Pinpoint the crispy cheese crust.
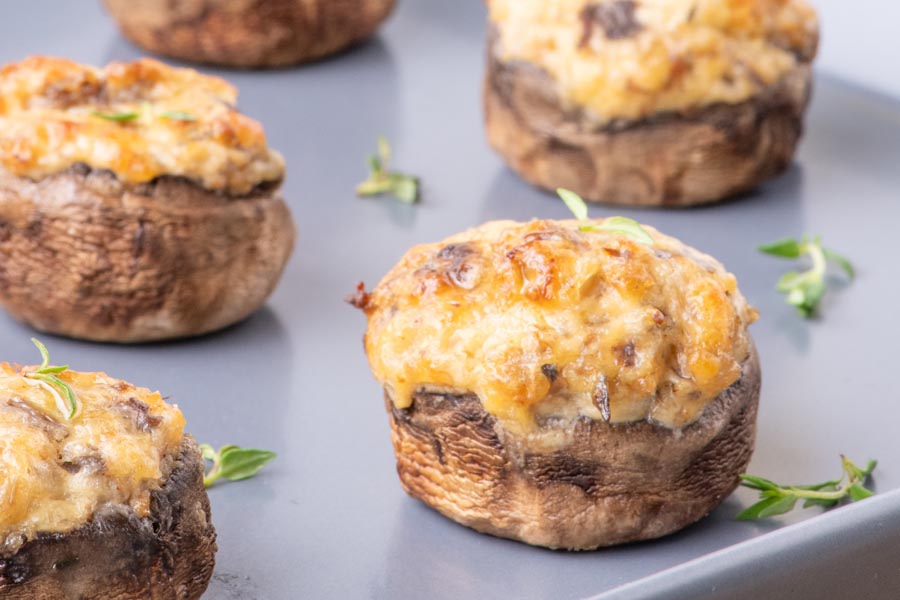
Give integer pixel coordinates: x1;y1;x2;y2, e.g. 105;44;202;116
362;219;757;431
0;364;184;547
0;56;284;195
489;0;817;123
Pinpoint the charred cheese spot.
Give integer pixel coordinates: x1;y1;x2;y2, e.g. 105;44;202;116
0;56;284;195
489;0;818;122
0;363;184;545
363;219;757;432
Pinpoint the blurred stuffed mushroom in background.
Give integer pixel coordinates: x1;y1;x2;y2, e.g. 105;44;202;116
102;0;397;68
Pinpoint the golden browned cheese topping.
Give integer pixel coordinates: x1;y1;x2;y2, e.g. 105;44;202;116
489;0;818;122
0;364;185;546
0;56;284;195
363;219;757;432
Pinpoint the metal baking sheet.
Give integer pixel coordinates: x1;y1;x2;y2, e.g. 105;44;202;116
2;2;899;599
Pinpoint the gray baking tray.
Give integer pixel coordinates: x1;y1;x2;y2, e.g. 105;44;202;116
2;2;899;599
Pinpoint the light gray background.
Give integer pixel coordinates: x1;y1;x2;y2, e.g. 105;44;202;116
0;2;898;599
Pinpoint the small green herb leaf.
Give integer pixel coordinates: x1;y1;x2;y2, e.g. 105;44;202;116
738;455;877;520
556;189;654;245
848;484;874;501
759;235;854;318
557;188;589;221
758;238;802;258
24;339;77;419
356;136;420;204
202;444;276;488
160;110;197;122
92;110;140;122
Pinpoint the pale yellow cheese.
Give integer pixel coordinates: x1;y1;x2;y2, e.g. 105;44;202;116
0;56;284;195
489;0;818;122
362;219;757;432
0;363;184;545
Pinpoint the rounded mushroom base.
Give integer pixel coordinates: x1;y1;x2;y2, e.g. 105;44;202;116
103;0;396;68
386;351;760;550
0;166;296;342
484;52;812;207
0;435;216;599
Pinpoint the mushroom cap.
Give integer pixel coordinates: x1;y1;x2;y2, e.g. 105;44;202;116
103;0;397;68
0;435;216;598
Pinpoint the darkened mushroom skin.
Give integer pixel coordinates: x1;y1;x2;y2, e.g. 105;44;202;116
387;345;760;550
0;435;216;599
103;0;396;69
0;164;295;342
484;35;813;207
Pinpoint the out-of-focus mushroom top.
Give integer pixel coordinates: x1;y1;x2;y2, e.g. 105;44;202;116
489;0;818;123
0;56;284;195
359;219;757;432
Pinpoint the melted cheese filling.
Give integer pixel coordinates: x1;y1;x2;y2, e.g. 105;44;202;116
0;364;184;547
363;219;757;432
490;0;817;122
0;56;284;195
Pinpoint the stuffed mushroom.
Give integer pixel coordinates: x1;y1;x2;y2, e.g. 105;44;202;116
0;56;295;342
0;348;215;598
103;0;396;68
352;217;760;549
484;0;818;206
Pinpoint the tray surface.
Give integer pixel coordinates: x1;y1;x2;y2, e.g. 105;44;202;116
1;2;899;599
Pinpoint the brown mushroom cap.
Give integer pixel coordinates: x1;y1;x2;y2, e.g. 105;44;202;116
484;35;813;207
103;0;397;69
387;344;760;550
0;435;216;599
0;164;296;342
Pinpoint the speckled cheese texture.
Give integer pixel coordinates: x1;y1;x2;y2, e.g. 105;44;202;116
0;364;184;546
362;219;757;432
0;56;284;195
489;0;818;122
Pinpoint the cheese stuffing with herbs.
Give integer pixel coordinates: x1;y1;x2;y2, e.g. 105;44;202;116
0;363;184;548
489;0;818;123
361;219;757;431
0;56;284;195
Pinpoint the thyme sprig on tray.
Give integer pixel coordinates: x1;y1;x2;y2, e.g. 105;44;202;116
758;235;854;318
356;136;420;204
23;338;78;419
557;189;654;244
738;455;876;520
201;444;277;488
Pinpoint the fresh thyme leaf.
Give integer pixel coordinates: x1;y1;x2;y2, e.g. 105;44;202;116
758;238;802;258
738;455;877;520
24;338;77;419
356;136;420;204
823;248;855;279
759;234;854;318
91;110;140;122
202;444;276;488
556;189;654;244
557;188;589;221
160;110;197;121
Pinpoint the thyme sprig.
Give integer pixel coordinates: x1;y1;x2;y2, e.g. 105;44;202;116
24;338;77;419
557;189;654;245
356;136;420;204
201;444;276;488
91;110;140;122
759;235;854;318
738;455;876;520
